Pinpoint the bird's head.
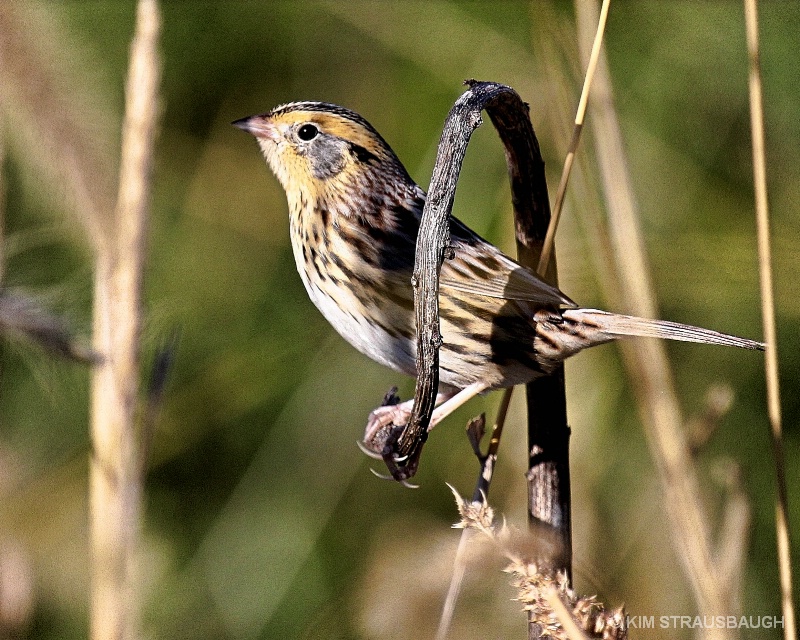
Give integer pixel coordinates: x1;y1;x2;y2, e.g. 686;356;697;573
233;102;414;206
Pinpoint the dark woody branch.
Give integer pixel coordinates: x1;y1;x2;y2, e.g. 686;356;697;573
381;82;572;593
382;81;516;479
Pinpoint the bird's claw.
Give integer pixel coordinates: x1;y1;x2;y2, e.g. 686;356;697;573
358;438;419;466
378;423;424;482
368;467;419;489
356;439;384;460
358;416;424;483
368;467;394;480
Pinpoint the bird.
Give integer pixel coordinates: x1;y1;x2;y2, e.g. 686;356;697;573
233;101;763;454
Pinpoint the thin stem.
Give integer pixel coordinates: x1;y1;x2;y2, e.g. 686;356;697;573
742;1;795;637
537;0;611;276
89;1;160;639
435;388;512;640
473;387;513;501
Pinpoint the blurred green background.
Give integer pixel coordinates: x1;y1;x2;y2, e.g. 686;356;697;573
1;1;798;638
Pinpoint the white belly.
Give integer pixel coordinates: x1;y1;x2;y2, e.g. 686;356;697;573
291;235;418;378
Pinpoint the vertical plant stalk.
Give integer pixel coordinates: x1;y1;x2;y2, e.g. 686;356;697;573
485;88;573;638
401;83;577;637
519;9;614;627
742;1;796;638
89;1;160;639
430;80;580;640
435;389;513;640
521;3;613;615
537;0;611;275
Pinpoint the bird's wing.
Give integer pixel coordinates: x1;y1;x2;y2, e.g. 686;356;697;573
441;218;576;308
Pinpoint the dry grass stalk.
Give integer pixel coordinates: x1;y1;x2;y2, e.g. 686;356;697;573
537;0;611;276
543;589;592;640
574;2;751;638
742;1;796;637
713;460;750;612
435;526;475;640
435;389;513;640
89;1;160;639
449;487;627;640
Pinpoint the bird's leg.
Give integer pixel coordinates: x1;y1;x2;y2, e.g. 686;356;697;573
430;381;489;426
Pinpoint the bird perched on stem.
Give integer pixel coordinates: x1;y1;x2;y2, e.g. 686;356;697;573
234;102;763;450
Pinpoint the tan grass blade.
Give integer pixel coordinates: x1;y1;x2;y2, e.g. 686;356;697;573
435;388;512;640
742;1;796;638
544;588;592;640
537;0;611;276
89;1;161;639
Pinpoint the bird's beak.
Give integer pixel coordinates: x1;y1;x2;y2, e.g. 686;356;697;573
231;114;278;141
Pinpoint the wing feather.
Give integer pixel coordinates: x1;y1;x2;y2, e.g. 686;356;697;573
442;218;575;308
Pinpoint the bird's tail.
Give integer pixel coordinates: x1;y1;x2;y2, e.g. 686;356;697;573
563;308;765;351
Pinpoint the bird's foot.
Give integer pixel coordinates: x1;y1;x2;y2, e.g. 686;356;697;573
362;400;414;454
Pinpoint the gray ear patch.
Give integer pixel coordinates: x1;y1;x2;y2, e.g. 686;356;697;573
308;135;348;179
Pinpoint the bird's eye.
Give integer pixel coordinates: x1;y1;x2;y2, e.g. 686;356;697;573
297;124;319;141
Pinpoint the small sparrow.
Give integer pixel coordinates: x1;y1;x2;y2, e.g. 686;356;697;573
234;102;763;454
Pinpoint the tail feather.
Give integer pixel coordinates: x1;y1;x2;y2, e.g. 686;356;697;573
562;309;765;351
